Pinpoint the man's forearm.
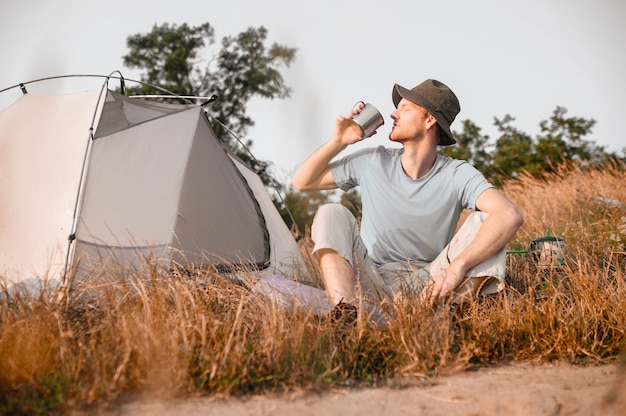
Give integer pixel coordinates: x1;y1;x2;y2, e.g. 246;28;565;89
291;139;346;191
452;207;523;275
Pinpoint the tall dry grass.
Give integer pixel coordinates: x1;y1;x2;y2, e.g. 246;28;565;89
1;162;626;414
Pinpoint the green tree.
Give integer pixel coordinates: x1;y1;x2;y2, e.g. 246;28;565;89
440;107;607;186
123;22;296;176
441;119;492;173
490;114;541;183
490;108;603;182
123;23;213;96
536;106;601;168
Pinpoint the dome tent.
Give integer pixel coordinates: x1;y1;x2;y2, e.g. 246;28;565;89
0;74;310;293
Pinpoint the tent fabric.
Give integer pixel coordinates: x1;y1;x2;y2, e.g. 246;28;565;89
73;92;271;275
0;85;310;290
229;156;312;280
94;90;191;138
0;91;105;283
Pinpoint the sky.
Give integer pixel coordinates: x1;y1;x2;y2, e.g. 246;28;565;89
1;0;625;186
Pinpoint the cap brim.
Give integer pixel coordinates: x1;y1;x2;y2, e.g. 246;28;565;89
392;84;406;108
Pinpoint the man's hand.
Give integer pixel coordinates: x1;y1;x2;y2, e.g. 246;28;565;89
332;102;367;147
419;261;467;307
292;103;367;192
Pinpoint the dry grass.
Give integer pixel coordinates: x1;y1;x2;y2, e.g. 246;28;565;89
1;162;626;414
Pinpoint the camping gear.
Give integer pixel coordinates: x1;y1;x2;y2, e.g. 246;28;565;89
0;75;311;293
506;232;567;269
529;232;566;269
351;102;384;138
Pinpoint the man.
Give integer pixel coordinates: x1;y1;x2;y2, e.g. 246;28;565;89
291;79;523;318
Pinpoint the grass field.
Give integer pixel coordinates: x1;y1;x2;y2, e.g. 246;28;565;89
1;162;625;414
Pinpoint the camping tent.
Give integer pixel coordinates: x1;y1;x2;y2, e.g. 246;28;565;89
0;76;311;292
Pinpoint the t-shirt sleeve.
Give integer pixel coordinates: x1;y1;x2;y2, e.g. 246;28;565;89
454;162;494;210
329;147;380;192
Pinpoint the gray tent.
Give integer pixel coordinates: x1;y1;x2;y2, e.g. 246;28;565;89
0;76;310;291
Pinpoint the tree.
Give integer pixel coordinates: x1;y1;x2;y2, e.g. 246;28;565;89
123;22;296;177
123;23;214;97
491;114;538;179
490;108;606;182
536;106;601;168
440;107;609;186
441;119;492;173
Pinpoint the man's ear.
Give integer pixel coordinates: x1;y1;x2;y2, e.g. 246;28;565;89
425;113;438;129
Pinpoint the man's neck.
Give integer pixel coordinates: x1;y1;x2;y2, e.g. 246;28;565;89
400;140;438;180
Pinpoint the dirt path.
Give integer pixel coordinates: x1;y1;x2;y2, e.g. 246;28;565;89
116;361;624;416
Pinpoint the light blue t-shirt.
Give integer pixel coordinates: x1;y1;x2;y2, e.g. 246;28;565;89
330;146;493;266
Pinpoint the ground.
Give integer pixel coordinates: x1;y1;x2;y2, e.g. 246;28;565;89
108;360;624;416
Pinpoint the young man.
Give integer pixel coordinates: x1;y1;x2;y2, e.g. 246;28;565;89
292;79;523;315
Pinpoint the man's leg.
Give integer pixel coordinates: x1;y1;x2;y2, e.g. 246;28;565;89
317;248;357;305
311;204;386;306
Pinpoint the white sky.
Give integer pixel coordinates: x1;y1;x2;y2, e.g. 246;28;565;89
1;0;625;185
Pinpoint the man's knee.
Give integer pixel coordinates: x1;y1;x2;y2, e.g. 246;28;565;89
311;203;357;241
313;203;355;226
311;203;362;269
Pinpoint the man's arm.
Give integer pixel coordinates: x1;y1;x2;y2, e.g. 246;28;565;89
291;106;366;191
421;187;524;305
291;138;344;191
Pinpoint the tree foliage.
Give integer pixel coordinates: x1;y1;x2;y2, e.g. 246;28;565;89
491;114;539;178
123;23;213;96
440;106;613;186
536;106;601;165
122;22;296;177
439;119;491;173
